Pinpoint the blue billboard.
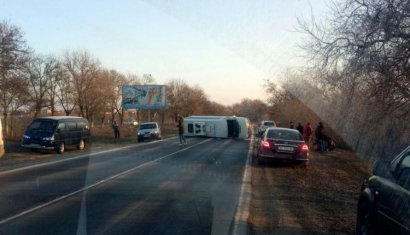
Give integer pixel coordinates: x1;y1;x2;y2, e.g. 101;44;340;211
122;85;167;110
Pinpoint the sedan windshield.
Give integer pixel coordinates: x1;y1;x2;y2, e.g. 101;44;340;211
264;122;275;126
139;124;157;130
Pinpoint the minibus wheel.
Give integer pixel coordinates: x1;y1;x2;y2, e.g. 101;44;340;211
77;139;85;150
57;142;65;154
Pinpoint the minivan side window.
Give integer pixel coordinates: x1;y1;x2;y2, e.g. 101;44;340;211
77;121;89;131
78;122;84;131
57;123;65;132
66;122;77;131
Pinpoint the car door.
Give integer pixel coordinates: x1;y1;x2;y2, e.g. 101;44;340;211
394;154;410;233
375;152;410;234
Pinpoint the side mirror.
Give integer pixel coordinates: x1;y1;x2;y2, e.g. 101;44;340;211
372;160;391;177
56;128;61;133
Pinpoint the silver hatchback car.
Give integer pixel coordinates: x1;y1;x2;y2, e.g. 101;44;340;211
137;122;161;142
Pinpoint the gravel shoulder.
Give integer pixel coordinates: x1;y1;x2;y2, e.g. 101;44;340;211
249;148;371;234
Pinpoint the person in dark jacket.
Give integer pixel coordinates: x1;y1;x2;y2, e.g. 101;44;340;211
315;122;325;153
289;121;295;129
112;121;120;139
296;123;304;135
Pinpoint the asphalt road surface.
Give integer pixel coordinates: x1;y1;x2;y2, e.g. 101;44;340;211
0;137;250;235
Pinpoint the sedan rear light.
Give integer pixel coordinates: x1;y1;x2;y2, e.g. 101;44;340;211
261;140;270;149
300;144;309;152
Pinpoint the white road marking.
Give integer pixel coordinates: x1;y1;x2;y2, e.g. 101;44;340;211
0;137;177;175
0;138;211;225
231;135;253;234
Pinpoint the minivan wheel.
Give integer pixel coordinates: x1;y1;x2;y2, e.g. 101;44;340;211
57;142;65;154
77;139;85;150
356;201;375;235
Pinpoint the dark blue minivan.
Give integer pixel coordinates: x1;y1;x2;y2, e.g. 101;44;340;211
21;116;90;153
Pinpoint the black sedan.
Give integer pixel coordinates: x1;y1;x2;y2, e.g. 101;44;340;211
255;127;309;166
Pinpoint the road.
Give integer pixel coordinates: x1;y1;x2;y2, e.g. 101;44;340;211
0;137;251;235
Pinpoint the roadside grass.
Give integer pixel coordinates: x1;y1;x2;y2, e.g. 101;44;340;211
249;149;371;234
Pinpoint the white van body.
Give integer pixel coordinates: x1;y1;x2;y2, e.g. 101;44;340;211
183;116;250;139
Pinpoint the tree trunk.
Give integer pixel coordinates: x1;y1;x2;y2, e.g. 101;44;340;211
3;112;8;137
0;117;4;158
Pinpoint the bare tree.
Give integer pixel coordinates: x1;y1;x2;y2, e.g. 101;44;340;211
22;55;60;117
295;0;410;157
231;98;270;123
44;56;62;116
107;70;127;124
63;50;100;119
0;21;30;135
55;65;76;116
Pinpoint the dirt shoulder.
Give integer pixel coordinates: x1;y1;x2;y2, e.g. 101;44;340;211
248;149;371;234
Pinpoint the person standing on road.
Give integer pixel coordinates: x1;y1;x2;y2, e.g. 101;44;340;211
296;122;304;135
303;122;313;148
177;115;187;145
289;121;295;129
315;122;325;153
112;120;120;139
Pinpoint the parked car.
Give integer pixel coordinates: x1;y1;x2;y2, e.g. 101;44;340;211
255;127;309;166
137;122;161;142
257;120;276;136
21;116;90;154
356;145;410;235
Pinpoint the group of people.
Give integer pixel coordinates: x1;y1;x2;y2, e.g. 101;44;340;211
291;121;334;153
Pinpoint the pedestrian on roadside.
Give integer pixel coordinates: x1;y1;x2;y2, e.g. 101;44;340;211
112;120;120;139
296;122;304;135
315;122;325;153
289;121;295;129
303;122;313;148
177;115;187;145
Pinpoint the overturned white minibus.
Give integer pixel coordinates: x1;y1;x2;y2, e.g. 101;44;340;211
183;116;251;139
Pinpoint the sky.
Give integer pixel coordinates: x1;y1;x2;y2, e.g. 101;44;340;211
0;0;328;105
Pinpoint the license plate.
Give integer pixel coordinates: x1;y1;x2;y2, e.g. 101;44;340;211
278;146;293;151
144;134;151;137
